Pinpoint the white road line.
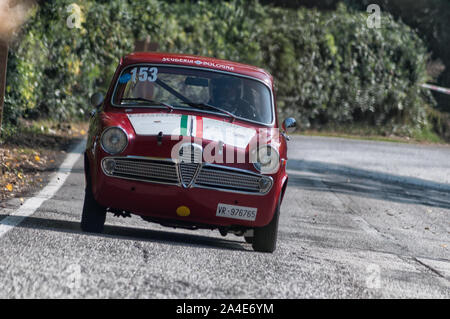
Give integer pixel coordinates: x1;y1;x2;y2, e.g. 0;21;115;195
0;140;85;238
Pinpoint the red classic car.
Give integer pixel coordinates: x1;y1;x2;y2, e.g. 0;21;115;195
82;52;296;252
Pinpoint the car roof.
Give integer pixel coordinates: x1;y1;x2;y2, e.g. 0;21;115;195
121;52;273;85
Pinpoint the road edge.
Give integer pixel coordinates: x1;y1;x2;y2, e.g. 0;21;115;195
0;139;85;238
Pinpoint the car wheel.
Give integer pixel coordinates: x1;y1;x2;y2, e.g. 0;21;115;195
80;172;106;233
244;236;253;244
252;195;281;253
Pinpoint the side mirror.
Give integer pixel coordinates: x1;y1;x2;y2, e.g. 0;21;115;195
90;92;104;108
282;117;297;134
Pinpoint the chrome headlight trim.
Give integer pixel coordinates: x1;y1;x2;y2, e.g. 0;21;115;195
100;126;129;155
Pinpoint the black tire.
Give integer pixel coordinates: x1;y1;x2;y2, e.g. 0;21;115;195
80;172;106;233
244;236;253;244
252;196;281;253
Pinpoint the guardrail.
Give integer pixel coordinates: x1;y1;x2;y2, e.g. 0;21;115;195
421;83;450;95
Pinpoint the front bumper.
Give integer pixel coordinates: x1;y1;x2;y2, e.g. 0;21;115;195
91;158;282;228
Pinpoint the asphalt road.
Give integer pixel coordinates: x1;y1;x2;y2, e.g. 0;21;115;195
0;136;449;298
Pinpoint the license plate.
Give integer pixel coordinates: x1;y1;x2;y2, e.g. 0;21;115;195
216;203;257;221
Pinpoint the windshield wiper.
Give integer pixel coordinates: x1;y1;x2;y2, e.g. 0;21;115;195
181;102;236;122
121;98;173;112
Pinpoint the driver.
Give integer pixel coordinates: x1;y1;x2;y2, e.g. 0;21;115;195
209;77;256;120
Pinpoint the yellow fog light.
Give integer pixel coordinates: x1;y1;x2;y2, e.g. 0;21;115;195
176;206;190;217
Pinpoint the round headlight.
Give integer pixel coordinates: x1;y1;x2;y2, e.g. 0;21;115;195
101;127;128;155
253;145;280;174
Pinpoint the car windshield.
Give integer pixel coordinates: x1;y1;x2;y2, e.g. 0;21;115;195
112;65;273;124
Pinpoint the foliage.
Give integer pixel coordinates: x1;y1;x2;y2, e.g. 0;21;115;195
3;0;435;137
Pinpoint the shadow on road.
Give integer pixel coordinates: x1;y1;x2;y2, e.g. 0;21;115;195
287;159;450;210
0;214;249;252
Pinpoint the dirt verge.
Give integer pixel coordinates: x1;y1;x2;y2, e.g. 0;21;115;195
0;121;88;205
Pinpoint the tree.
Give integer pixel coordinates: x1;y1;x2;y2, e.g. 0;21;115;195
0;0;35;132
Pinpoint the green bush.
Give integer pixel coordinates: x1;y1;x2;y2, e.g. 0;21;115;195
3;0;435;137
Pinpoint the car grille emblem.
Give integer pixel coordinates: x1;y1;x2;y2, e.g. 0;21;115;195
178;143;202;187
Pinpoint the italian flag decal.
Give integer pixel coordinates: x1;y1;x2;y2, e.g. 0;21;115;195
196;116;203;138
128;113;255;148
179;114;204;138
180;114;188;136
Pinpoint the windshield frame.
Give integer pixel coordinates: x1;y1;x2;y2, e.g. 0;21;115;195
110;63;275;127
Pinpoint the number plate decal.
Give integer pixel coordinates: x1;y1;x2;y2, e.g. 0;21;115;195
216;204;257;221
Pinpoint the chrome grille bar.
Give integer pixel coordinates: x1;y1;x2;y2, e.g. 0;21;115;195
179;162;200;187
103;157;179;185
195;165;272;194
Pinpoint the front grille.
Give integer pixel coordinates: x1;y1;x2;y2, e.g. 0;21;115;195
195;165;272;194
178;143;202;164
179;162;200;187
106;157;178;184
102;157;272;194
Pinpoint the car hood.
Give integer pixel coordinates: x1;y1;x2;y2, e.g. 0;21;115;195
127;112;262;149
